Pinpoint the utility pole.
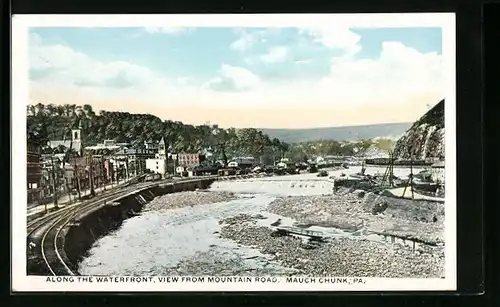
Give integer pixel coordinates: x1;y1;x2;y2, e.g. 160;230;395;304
125;157;129;180
72;159;81;200
88;153;96;197
102;156;106;192
65;177;71;204
50;154;59;208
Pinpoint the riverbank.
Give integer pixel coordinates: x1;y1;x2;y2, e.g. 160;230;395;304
75;177;445;277
143;190;238;212
266;189;445;244
218;214;445;278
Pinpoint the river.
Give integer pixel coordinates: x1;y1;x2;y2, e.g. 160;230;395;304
78;166;426;276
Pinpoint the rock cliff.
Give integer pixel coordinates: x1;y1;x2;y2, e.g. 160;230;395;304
393;99;445;160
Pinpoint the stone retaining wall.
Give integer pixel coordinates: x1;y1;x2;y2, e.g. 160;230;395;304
61;178;216;274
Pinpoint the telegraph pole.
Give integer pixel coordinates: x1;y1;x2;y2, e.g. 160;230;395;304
125;157;129;180
66;177;71;204
89;153;96;197
102;156;106;192
49;155;59;208
72;158;81;200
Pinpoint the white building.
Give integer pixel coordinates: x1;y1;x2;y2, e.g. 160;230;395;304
85;139;130;152
227;161;238;168
146;158;167;177
144;137;172;177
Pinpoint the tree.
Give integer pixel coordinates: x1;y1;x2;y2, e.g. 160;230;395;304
279;142;290;158
53;144;68;154
83;104;94;117
26;103;291;166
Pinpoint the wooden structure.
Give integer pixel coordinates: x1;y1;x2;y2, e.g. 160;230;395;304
275;226;325;241
401;155;415;200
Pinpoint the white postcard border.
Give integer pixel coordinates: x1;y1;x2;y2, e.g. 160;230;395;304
11;13;457;292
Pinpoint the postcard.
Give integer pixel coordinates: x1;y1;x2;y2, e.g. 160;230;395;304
12;13;456;292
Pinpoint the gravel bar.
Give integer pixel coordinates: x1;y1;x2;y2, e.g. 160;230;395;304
219;214;445;278
267;189;445;244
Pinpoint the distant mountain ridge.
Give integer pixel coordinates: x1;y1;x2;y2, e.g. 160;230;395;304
258;122;413;143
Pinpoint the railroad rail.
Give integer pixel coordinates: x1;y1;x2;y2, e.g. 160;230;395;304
27;180;161;276
27;175;219;276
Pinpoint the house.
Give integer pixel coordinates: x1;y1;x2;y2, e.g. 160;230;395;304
84;155;108;189
39;154;67;195
27;141;43;204
113;148;156;176
69;157;89;191
146;158;167;177
144;140;159;151
177;153;203;168
226;157;255;169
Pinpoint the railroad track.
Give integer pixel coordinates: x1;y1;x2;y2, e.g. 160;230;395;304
27;175;220;276
27;179;164;276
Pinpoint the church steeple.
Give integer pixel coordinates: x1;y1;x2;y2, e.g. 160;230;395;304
158;137;166;154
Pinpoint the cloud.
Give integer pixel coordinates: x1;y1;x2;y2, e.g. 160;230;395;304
229;29;274;52
260;46;289;63
28;32;197;104
299;24;361;55
28;31;444;127
294;59;313;64
229;31;260;52
143;27;192;35
314;41;443;103
205;64;261;91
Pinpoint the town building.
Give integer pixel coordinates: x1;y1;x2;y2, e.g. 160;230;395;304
226;156;254;169
146;158;167;177
85;139;130;152
84;155;108;190
145;137;170;178
144;140;160;151
48;128;82;155
177;153;202;168
156;137;168;160
39;155;67;196
27;141;43;204
104;159;115;182
113;148;156;176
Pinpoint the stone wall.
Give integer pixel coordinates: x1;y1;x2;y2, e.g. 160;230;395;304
61;178;216;274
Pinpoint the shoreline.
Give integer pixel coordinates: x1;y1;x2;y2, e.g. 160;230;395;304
77;185;445;277
266;189;444;245
218;214;444;278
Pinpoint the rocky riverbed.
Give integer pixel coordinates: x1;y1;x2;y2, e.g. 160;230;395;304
143;190;237;211
218;214;445;278
267;189;445;244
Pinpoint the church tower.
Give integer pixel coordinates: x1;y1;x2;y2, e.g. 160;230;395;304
158;137;167;159
71;129;81;142
71;120;83;156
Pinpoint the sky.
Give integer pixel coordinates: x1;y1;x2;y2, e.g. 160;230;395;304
28;26;444;129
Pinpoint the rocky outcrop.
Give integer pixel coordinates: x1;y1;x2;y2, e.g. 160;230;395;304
393;99;445;160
